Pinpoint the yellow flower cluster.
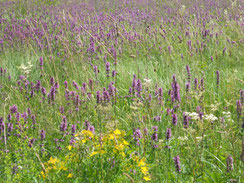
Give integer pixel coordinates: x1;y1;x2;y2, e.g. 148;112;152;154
86;129;129;158
75;130;94;144
41;157;71;179
131;154;151;181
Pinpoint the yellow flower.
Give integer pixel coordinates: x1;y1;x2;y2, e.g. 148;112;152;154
132;155;139;162
109;134;114;140
120;152;126;157
99;150;106;154
138;158;146;167
115;143;124;151
82;130;94;138
60;162;67;171
67;173;73;178
48;157;58;164
90;151;99;157
123;140;129;146
141;166;149;175
82;139;86;143
67;145;72;151
114;129;121;135
143;176;151;181
41;171;46;179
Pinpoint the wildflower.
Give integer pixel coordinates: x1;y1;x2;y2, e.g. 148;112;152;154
81;130;94;138
106;62;110;77
41;171;46;179
203;114;218;121
10;105;18;114
172;113;178;125
48;157;59;164
216;70;220;88
67;173;73;178
138;157;146;167
236;100;242;118
166;128;172;140
173;155;181;173
183;112;189;128
67;145;72;151
143;176;151;181
40;57;43;68
143;78;151;87
171;75;181;102
141;166;149;175
186;65;191;83
40;130;46;141
60;116;68;132
226;155;233;172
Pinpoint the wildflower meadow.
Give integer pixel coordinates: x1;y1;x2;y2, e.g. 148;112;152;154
0;0;243;182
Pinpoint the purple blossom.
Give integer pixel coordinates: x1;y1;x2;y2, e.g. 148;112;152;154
40;57;43;68
28;138;36;148
40;130;46;141
186;65;191;83
153;116;161;122
166;128;171;140
105;62;110;77
171;75;181;102
133;128;142;146
183;112;189;128
10;105;18;114
7;113;12;121
144;128;148;136
226;155;233;172
71;124;76;134
172;113;178;125
64;81;68;89
60;116;68;132
216;70;220;88
173;155;181;173
236;100;242;118
7;123;13;132
96;91;101;104
89;79;93;90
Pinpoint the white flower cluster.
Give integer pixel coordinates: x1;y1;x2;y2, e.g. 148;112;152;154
184;112;218;121
222;111;231;118
143;78;151;87
184;112;199;120
222;111;234;122
18;61;33;75
203;114;218;121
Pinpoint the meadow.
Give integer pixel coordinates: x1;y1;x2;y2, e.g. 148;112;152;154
0;0;243;182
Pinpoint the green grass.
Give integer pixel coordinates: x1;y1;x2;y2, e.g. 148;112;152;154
0;0;243;182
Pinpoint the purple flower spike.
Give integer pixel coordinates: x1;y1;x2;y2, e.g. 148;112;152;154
40;130;46;141
40;57;43;68
71;124;76;133
166;128;172;140
216;70;220;88
172;113;178;125
88;126;95;133
173;155;181;173
226;155;233;172
186;65;191;83
236;100;242;118
60;116;68;132
10;105;18;114
106;62;110;77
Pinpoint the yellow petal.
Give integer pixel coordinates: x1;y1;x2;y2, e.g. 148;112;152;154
143;176;151;181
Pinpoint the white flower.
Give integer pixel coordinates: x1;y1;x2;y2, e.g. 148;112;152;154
204;114;218;121
184;112;199;120
143;78;151;87
178;136;188;141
